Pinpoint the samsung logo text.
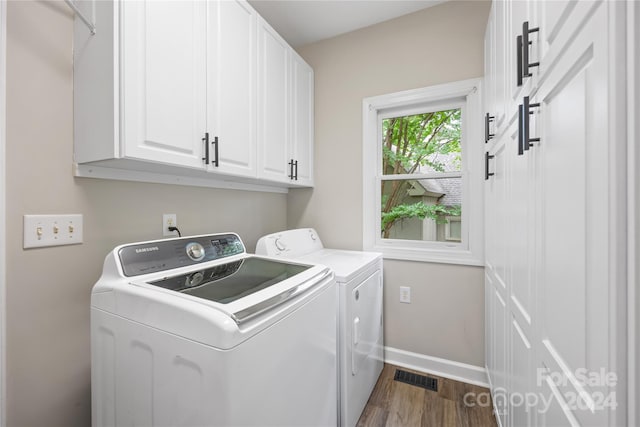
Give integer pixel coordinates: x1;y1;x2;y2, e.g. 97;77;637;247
135;246;159;254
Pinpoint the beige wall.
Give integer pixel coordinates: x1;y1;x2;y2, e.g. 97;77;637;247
6;2;286;426
290;1;490;366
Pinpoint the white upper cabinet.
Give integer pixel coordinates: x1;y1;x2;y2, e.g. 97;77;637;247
290;51;314;186
121;0;207;169
506;0;537;109
257;18;315;186
257;18;291;183
73;0;314;189
491;0;507;129
483;15;495;145
207;0;257;177
483;1;507;146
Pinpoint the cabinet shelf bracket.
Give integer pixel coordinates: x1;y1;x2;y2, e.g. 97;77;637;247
64;0;96;35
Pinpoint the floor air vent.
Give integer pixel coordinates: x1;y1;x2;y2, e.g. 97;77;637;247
394;369;438;392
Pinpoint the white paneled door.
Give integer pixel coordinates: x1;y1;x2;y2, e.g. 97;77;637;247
506;115;536;427
535;3;615;425
485;1;627;425
485;127;509;427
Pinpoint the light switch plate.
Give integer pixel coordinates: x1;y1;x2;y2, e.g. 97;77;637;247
23;214;83;248
400;286;411;304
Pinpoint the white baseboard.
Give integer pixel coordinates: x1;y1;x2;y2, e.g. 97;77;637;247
384;346;489;388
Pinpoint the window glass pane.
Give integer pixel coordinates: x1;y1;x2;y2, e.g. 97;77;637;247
381;177;462;242
446;218;462;241
381;109;462;175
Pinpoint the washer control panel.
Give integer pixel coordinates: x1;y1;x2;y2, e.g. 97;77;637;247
118;233;245;277
255;228;324;258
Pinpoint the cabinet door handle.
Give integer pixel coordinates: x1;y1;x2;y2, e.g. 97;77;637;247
202;132;210;164
517;35;524;87
485;151;495;180
522;96;540;151
518;104;524;155
522;21;540;78
485;113;495;143
288;159;294;179
211;136;219;167
294;160;298;180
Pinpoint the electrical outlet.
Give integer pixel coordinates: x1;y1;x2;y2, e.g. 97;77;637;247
400;286;411;304
23;214;83;248
163;214;177;237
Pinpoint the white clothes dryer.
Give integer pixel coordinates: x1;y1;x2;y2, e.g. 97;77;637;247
91;233;338;427
256;228;383;427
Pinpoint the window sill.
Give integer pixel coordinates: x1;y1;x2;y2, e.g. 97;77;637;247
372;245;484;266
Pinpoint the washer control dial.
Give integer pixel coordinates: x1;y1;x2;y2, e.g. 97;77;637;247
186;242;205;261
275;238;286;251
186;271;204;287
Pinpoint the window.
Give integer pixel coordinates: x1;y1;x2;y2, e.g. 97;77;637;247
380;108;462;243
362;79;484;265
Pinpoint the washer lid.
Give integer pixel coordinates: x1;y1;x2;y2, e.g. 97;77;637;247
149;257;310;304
145;256;328;324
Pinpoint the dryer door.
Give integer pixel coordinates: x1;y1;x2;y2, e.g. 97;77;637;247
351;269;383;375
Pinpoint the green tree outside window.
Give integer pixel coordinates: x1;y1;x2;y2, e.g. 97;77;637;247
381;109;462;240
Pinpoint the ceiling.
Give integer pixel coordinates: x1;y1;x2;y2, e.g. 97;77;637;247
247;0;446;48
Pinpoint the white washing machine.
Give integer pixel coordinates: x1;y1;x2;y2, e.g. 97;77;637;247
91;233;338;427
256;228;383;427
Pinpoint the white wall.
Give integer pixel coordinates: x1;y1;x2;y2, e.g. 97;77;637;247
5;2;287;425
290;0;491;368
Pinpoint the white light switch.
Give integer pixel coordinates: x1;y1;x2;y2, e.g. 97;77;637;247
23;214;83;248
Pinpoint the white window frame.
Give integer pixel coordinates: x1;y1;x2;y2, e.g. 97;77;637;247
445;216;462;242
362;79;484;266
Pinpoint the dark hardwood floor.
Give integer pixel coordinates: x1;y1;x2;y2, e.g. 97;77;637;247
357;364;498;427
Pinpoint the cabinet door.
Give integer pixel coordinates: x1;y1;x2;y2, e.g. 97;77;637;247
257;18;290;183
536;1;603;90
484;11;495;130
290;52;314;186
207;0;257;177
485;134;509;427
485;0;509;142
485;269;493;377
534;3;616;425
492;0;507;129
121;0;207;169
485;136;508;294
506;109;537;427
492;277;509;427
506;0;535;114
508;115;536;333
